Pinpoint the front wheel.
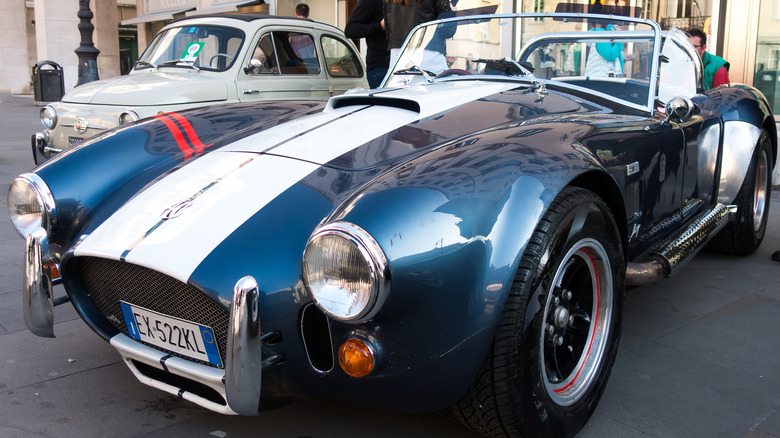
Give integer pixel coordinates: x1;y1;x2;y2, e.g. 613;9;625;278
454;187;625;438
708;130;773;255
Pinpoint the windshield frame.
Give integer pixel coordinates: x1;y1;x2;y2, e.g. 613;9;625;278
383;13;663;113
135;24;246;73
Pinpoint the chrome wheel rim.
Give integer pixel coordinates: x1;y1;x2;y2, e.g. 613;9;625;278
540;238;613;406
752;147;769;232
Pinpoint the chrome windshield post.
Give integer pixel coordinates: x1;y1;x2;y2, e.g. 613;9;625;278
225;276;262;415
24;228;55;337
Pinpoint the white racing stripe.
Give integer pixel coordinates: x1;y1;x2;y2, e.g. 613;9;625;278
74;81;518;282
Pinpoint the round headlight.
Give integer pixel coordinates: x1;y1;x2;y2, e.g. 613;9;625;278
119;111;139;125
302;223;389;322
8;174;56;238
40;105;57;129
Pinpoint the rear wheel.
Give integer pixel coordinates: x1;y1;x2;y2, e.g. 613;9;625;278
708;130;773;255
454;187;625;438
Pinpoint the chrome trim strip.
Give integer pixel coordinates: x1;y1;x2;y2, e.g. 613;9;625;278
225;276;262;415
61;122;110;130
110;333;236;414
24;228;55;337
719;121;760;204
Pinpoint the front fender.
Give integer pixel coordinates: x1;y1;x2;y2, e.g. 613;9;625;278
318;142;597;408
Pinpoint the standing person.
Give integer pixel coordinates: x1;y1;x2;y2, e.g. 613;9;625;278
687;27;730;90
345;0;391;88
295;3;310;18
384;0;452;62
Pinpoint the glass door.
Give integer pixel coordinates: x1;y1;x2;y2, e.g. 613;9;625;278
754;0;780;118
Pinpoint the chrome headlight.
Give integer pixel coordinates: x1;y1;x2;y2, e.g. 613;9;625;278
119;111;139;125
302;222;389;322
8;174;56;238
40;105;57;129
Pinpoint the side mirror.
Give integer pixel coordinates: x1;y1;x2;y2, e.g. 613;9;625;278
663;96;695;124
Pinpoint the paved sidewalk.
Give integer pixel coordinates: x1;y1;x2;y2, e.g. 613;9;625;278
1;92;779;438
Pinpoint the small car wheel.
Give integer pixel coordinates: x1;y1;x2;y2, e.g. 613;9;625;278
454;187;624;438
708;130;773;255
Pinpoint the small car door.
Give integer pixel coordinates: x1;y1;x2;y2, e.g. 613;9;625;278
236;28;331;101
319;34;367;95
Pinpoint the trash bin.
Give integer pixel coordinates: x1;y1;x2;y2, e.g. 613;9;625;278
32;60;65;105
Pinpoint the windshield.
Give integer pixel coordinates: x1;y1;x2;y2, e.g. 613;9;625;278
385;14;660;109
136;25;245;72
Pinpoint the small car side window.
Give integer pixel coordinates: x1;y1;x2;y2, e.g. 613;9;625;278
248;33;279;75
321;35;364;78
274;31;320;75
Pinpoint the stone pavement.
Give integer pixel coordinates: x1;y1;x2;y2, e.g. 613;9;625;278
1;92;779;438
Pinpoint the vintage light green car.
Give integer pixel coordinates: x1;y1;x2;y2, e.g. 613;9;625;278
32;13;368;164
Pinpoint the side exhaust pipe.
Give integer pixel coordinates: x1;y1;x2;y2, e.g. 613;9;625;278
626;204;736;287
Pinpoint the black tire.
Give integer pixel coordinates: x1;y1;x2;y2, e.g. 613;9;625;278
708;130;773;255
454;187;625;438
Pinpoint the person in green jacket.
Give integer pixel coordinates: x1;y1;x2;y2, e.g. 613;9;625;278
687;27;730;90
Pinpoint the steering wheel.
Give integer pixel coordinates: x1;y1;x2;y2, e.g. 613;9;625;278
209;53;234;67
436;68;473;79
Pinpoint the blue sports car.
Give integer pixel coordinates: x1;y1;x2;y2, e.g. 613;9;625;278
8;6;775;438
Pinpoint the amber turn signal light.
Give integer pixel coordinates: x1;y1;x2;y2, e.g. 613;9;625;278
338;338;374;378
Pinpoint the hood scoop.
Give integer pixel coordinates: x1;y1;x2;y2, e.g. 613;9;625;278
328;95;421;113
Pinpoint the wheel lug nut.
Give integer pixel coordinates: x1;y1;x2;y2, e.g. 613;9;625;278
553;335;563;346
545;323;554;335
552;296;560;306
565;290;573;301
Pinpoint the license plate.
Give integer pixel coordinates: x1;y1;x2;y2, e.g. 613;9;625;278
120;301;223;368
68;136;84;146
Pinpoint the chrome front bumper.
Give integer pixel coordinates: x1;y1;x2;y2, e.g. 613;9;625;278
23;228;56;337
24;229;265;415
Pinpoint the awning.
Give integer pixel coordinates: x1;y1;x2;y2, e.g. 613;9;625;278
185;0;261;16
121;7;195;25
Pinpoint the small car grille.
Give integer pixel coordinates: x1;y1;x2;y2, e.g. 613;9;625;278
75;256;228;368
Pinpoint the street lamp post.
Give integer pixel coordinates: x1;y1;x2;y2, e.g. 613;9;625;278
75;0;100;86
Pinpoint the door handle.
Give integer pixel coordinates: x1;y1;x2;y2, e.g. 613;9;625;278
242;89;260;94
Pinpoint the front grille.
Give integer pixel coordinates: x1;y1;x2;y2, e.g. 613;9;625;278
75;256;228;368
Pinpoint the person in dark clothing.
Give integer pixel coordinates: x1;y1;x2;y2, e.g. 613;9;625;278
345;0;390;88
384;0;452;53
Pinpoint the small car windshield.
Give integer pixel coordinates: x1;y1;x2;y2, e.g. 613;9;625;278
136;25;245;72
385;14;660;109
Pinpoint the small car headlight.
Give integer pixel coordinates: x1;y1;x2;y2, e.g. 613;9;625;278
119;111;139;125
7;174;56;238
40;105;57;129
303;222;389;322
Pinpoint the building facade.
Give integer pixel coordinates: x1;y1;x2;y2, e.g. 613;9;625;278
1;0;779;121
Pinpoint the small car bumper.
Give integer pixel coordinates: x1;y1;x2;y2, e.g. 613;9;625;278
23;229;265;415
31;132;61;165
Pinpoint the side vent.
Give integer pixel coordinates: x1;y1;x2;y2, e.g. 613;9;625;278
330;96;421;113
